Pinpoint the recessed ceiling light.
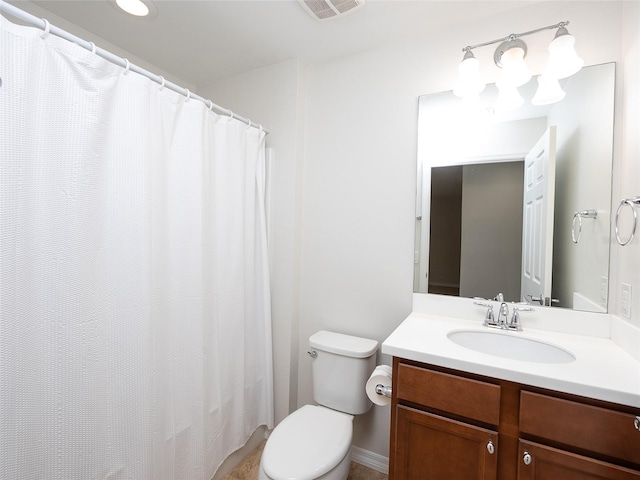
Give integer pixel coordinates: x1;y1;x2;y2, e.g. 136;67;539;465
114;0;156;18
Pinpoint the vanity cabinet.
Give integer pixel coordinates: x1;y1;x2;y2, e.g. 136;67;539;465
389;358;640;480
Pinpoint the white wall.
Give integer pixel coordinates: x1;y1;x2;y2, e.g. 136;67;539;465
201;0;638;462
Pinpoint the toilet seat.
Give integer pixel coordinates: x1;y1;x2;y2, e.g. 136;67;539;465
262;405;353;480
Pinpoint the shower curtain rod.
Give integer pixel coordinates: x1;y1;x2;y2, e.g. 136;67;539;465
0;0;269;135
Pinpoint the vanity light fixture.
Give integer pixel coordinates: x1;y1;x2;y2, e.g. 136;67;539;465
455;21;583;109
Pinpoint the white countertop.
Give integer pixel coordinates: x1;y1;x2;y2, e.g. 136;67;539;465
382;311;640;408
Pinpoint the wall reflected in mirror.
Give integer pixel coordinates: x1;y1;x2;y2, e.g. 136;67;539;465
414;63;615;313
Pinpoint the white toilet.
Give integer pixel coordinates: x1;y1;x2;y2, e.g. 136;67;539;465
259;330;379;480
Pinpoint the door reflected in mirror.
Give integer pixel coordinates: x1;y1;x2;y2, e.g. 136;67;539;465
414;63;615;313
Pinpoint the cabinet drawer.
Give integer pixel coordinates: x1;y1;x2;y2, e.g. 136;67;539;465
518;439;640;480
396;363;501;425
520;391;640;465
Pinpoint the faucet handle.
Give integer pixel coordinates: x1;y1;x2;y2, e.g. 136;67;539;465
473;300;492;308
514;306;535;314
509;306;534;331
474;301;495;325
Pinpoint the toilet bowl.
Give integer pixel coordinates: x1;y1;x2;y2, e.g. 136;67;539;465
258;331;378;480
258;405;353;480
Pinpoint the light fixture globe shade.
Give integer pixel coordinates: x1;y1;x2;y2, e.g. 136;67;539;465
453;52;485;98
544;31;584;79
532;75;566;106
497;46;532;88
495;82;524;112
116;0;150;16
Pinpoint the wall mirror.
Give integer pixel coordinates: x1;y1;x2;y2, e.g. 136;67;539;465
414;62;615;313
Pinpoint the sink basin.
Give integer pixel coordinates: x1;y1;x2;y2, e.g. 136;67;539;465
447;330;576;364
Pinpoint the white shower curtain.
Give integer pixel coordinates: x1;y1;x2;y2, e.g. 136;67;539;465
0;15;273;480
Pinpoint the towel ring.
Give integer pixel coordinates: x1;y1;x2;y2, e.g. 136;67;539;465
615;197;640;246
571;209;597;244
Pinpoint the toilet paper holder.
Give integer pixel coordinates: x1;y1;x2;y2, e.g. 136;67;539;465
375;384;392;398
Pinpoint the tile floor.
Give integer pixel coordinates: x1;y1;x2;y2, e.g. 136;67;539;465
221;441;388;480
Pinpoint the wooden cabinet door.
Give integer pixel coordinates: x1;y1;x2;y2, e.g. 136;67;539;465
517;440;640;480
393;405;498;480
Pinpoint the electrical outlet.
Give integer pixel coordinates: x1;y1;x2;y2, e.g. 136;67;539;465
600;276;608;307
621;283;632;319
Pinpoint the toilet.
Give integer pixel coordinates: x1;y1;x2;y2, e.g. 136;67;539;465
259;330;379;480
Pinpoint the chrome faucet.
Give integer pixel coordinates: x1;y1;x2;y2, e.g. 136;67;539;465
474;300;534;331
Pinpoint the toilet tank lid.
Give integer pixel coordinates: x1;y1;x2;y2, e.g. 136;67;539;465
309;331;378;358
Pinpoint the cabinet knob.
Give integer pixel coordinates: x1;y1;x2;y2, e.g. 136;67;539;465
486;441;495;455
635;416;640;431
523;452;532;465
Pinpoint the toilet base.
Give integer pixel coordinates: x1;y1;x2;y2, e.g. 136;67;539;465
258;446;352;480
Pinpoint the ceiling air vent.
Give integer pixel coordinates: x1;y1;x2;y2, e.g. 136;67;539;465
299;0;365;20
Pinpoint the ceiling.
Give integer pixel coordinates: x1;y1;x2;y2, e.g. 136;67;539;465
7;0;532;87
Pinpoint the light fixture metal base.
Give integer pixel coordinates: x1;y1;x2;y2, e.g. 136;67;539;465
494;37;528;68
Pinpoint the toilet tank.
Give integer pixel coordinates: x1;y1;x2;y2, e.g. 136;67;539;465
309;331;378;415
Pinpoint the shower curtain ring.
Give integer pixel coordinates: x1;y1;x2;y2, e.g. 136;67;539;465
206;100;213;111
88;41;96;54
158;76;165;90
185;89;191;101
227;110;235;121
40;18;50;39
123;58;130;75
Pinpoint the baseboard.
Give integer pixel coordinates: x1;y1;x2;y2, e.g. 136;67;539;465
351;446;389;474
